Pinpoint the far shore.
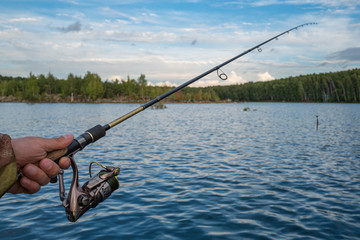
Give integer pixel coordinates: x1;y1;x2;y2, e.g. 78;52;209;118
0;95;229;104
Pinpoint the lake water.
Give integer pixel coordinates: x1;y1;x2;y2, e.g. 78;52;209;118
0;102;359;240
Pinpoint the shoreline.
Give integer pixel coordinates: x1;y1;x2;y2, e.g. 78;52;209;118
2;96;359;104
0;95;228;104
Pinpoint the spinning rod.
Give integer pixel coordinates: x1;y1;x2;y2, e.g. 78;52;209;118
41;22;316;222
47;22;317;162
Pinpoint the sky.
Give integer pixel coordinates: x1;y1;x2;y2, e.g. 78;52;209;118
0;0;359;87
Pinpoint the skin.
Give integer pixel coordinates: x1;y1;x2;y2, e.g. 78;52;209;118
8;134;74;194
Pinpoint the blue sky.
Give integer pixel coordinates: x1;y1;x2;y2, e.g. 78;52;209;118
0;0;359;86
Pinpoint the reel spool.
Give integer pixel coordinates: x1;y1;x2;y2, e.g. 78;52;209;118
58;156;120;222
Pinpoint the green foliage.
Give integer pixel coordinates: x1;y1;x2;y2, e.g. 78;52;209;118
83;72;103;100
23;73;40;100
212;68;360;103
0;69;359;103
137;74;147;99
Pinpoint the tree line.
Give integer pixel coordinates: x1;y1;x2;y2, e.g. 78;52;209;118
212;68;360;103
0;69;359;103
0;71;220;102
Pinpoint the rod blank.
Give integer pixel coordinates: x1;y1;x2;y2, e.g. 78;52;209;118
59;23;318;158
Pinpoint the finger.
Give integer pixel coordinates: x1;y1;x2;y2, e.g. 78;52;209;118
7;182;25;194
39;158;61;178
59;157;71;169
41;134;74;153
20;176;41;194
22;163;50;186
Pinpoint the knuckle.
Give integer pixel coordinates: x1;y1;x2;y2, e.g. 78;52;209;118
23;163;50;186
20;177;41;194
40;159;59;177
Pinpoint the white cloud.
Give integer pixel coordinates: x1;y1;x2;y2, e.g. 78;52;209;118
60;0;80;5
151;81;178;87
108;75;122;81
248;0;360;8
257;72;275;82
0;1;359;85
185;71;274;87
227;71;247;84
9;17;41;23
187;71;247;87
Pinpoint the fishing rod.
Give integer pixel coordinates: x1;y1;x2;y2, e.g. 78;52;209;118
43;22;316;222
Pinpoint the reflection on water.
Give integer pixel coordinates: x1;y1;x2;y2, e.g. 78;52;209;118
0;102;359;240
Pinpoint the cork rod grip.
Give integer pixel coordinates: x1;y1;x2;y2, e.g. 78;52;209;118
46;148;69;162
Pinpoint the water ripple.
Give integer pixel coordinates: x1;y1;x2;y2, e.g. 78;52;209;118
0;103;359;239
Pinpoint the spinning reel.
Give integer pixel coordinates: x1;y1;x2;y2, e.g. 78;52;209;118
58;155;120;222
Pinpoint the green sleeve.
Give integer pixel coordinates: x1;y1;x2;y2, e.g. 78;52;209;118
0;134;18;197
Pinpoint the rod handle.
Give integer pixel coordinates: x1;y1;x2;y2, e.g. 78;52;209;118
47;148;69;162
48;124;106;163
47;124;106;183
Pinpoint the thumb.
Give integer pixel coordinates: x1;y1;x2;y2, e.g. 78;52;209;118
41;134;74;152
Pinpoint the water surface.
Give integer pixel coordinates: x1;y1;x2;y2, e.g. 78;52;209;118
0;102;359;239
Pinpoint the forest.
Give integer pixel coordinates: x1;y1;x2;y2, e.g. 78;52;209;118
0;68;359;103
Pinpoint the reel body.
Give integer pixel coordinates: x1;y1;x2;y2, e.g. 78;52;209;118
58;155;119;222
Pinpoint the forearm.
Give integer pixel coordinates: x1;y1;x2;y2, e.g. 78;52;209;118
0;134;18;197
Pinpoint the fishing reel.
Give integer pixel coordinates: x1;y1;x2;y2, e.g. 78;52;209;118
58;155;120;222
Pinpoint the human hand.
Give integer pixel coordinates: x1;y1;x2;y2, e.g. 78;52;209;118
8;134;74;194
